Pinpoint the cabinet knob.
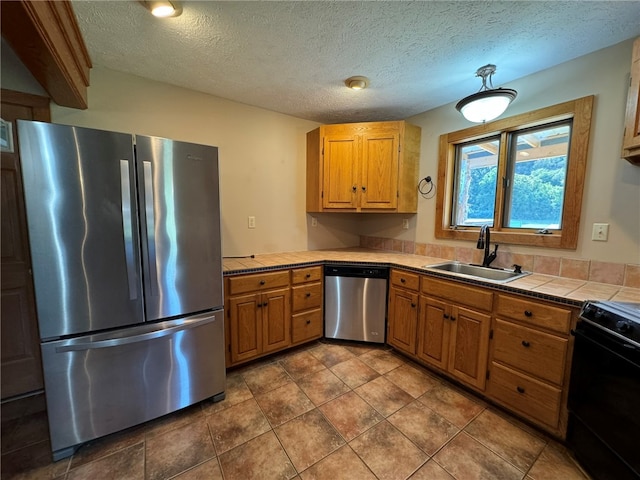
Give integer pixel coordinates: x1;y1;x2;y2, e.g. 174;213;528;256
521;340;530;348
400;278;406;283
262;302;268;307
411;303;416;308
305;273;311;278
450;316;456;321
352;185;357;192
306;292;311;298
362;186;367;192
524;310;533;317
306;319;311;325
516;386;525;394
443;314;449;319
260;280;266;285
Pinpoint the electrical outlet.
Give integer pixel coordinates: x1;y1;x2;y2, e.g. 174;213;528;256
311;217;318;227
248;216;256;229
402;219;409;229
591;223;609;241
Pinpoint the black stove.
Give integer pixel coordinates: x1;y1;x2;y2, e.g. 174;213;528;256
567;300;640;480
579;300;640;347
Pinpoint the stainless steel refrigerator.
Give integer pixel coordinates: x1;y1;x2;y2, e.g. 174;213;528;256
17;120;226;460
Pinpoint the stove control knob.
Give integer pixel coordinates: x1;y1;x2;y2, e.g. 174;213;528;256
615;321;632;333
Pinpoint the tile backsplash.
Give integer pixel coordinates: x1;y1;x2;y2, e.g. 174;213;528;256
359;235;640;288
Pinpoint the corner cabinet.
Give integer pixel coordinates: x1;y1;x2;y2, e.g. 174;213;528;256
306;121;421;213
622;37;640;164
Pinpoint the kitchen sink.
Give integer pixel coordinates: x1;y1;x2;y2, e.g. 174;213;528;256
422;261;530;284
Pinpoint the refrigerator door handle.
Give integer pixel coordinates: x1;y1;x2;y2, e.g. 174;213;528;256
54;312;218;353
120;160;138;300
143;160;158;296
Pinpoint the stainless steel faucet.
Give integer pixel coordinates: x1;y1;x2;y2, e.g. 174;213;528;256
477;224;498;267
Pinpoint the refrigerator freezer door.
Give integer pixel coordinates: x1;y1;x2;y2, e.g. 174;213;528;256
136;136;223;320
17;121;144;338
41;310;226;459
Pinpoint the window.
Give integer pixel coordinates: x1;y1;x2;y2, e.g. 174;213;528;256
435;96;593;249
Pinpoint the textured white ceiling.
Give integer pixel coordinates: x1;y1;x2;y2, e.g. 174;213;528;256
71;1;640;124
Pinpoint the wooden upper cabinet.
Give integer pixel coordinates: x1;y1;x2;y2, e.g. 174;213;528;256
307;121;421;213
623;37;640;164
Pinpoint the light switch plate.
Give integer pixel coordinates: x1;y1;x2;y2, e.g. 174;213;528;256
591;223;609;241
402;219;409;229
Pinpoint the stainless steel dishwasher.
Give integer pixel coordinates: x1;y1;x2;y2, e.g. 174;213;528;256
324;265;389;343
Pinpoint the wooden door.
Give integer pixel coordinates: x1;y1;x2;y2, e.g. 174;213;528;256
1;90;49;399
322;134;359;209
360;129;399;209
229;293;262;364
417;296;451;370
387;286;418;354
448;306;491;390
262;287;291;353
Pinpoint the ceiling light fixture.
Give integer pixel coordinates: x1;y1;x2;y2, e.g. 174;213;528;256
345;76;369;90
455;64;517;123
144;1;182;18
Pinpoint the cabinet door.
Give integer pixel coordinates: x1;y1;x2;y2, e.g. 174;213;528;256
387;286;419;354
417;296;450;369
360;130;399;209
448;306;491;390
322;134;359;209
262;287;291;353
622;37;640;161
229;293;262;364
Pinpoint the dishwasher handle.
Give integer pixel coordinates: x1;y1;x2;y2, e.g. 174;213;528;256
324;265;389;279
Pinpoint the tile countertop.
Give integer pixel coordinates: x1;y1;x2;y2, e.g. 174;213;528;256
222;248;639;307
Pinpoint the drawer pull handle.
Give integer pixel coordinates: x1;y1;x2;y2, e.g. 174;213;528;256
400;278;406;283
524;310;533;317
521;340;530;347
306;319;311;325
516;386;525;394
306;292;311;298
260;280;266;285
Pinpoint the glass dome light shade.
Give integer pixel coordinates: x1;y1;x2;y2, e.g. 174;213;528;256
456;88;517;123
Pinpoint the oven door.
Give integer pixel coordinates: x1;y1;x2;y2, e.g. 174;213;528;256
567;320;640;480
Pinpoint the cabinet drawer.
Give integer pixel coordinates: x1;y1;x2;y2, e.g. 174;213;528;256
390;269;420;291
291;282;323;313
493;319;568;385
292;266;323;284
292;309;323;344
422;277;493;311
488;363;562;428
227;270;290;295
496;294;572;334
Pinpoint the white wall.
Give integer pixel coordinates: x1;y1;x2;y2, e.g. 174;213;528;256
46;68;360;256
360;38;640;264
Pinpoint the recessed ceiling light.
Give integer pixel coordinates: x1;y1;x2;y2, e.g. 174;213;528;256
345;76;369;90
144;1;183;18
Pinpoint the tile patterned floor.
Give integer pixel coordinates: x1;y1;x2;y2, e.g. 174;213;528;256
1;341;590;480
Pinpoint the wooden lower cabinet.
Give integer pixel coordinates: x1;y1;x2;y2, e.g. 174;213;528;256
388;286;419;354
417;296;490;390
290;266;323;345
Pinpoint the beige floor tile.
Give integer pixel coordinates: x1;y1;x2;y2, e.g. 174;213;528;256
144;404;204;439
299;444;377;480
433;432;524;480
172;458;224;480
359;349;405;375
319;391;384;441
242;362;293;395
527;442;589;480
384;363;440;398
275;409;345;472
70;425;146;469
349;421;428;480
308;343;356;367
218;431;296;480
355;376;414;417
255;382;315;427
388;401;459;455
207;398;270;454
330;358;380;388
280;350;327;379
409;460;455;479
66;442;144;480
145;420;215;480
296;368;351;406
464;409;546;471
417;383;484;428
201;372;253;415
